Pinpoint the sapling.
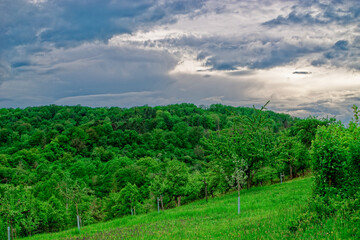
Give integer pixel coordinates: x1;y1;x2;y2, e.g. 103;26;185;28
222;157;248;214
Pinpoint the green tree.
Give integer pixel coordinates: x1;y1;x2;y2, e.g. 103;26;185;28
165;160;189;207
149;175;166;210
204;101;272;189
119;183;140;215
275;131;307;179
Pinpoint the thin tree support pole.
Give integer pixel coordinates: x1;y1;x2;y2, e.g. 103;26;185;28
238;181;241;215
8;226;11;240
204;178;208;203
77;215;80;233
157;197;160;213
11;221;13;240
160;195;164;210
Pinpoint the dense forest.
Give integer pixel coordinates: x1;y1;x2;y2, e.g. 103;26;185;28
0;103;337;238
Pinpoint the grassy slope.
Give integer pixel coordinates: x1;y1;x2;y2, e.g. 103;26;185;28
23;177;313;240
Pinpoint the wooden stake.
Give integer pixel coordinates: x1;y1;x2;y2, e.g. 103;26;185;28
160;195;164;210
203;178;208;203
77;215;80;233
157;197;160;213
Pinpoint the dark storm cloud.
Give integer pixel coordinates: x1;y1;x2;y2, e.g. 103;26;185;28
270;89;360;124
151;34;325;71
0;62;11;83
0;98;11;102
311;38;360;69
263;11;324;26
0;0;46;51
39;0;206;46
227;70;255;76
0;0;207;90
333;40;349;51
0;0;207;51
250;44;322;69
1;0;357;78
206;60;237;71
0;43;178;107
263;0;360;27
293;71;311;74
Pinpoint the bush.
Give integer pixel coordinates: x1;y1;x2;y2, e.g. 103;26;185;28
290;118;360;237
312;122;360;198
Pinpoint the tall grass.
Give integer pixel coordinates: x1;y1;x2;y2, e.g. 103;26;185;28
21;177;313;239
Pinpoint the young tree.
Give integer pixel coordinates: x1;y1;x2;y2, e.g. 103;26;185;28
275;131;306;179
223;158;247;214
237;101;272;188
204;101;272;189
119;183;140;215
165;160;189;207
0;186;19;240
149;175;166;210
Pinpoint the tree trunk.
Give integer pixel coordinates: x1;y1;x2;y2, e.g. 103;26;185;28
76;202;79;216
11;221;14;240
204;178;208;203
289;163;293;180
177;196;181;207
160;195;164;210
247;173;252;189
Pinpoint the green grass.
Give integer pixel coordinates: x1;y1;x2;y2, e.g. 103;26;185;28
22;177;313;240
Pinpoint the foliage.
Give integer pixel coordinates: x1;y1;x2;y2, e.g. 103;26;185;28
203;101;274;190
0;103;301;238
290;106;360;238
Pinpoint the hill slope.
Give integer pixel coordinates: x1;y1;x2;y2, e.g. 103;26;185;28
22;177;313;240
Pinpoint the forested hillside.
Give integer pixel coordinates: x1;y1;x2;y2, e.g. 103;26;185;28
0;103;329;238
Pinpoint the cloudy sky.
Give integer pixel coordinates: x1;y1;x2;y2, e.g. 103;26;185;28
1;0;360;122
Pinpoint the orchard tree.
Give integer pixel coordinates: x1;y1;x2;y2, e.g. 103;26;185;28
149;175;166;210
204;101;272;189
224;158;247;214
238;101;273;188
275;131;308;179
165;160;189;207
119;183;140;215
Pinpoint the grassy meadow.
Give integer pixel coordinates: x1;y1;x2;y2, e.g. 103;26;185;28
21;177;316;240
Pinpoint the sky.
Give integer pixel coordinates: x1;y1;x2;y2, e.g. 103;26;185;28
1;0;360;122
